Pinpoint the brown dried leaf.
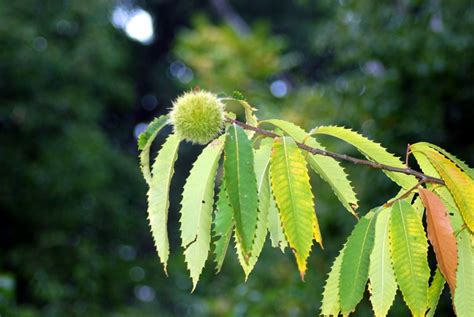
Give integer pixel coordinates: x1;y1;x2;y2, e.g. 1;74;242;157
419;188;458;294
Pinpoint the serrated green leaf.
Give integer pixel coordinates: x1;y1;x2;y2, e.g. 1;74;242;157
138;115;169;150
413;145;474;232
234;229;250;276
270;136;316;279
261;119;358;216
180;136;225;290
454;230;474;317
369;207;397;317
339;211;376;314
224;124;258;257
233;140;273;278
417;142;474;180
138;115;169;185
147;134;180;274
213;181;233;273
246;140;273;276
426;269;445;317
321;245;346;316
313;126;418;189
411;196;425;219
390;200;430;317
267;189;287;251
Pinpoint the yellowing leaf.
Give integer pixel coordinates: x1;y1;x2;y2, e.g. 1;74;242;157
224;124;259;257
417;142;474;179
270;136;316;279
419;188;458;294
313;126;418;189
180;136;225;290
339;212;376;314
420;148;474;232
261;119;358;216
390;200;430;317
411;149;457;213
147;134;180;274
369;207;397;317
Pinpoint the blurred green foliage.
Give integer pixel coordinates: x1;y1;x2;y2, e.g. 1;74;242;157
1;0;472;315
0;1;147;315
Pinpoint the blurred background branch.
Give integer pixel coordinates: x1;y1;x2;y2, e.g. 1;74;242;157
210;0;250;36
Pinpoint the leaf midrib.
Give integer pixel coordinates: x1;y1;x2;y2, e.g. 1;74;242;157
424;196;450;282
232;126;248;250
379;212;391;305
282;138;302;246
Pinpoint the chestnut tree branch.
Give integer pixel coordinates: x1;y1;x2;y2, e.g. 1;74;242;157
225;117;445;186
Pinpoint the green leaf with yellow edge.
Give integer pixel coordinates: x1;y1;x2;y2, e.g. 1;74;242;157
234;229;251;276
213;180;233;273
270;136;316;279
138;115;169;185
260;119;358;216
321;244;346;316
267;188;287;251
369;207;397;317
147;134;180;274
426;269;445;317
412;145;474;232
313;126;418;189
390;200;430;317
417;142;474;179
180;136;225;290
454;230;474;317
224;124;259;257
411;149;457;212
339;211;376;314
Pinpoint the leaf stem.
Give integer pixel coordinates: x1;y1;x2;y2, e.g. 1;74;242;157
384;178;426;208
225;117;445;186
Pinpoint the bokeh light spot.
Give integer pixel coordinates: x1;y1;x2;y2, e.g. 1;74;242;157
112;6;154;44
134;122;148;140
270;80;289;98
134;285;155;302
32;37;48;52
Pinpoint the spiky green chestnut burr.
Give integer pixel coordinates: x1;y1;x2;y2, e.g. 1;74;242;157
169;90;225;145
